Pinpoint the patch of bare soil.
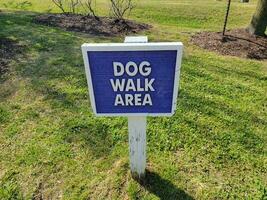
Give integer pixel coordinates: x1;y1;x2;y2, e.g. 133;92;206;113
191;29;267;60
0;38;23;77
34;14;151;37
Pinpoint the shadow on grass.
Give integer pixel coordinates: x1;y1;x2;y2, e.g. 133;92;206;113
140;170;194;200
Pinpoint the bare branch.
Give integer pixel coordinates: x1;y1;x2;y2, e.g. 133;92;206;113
69;0;79;14
51;0;80;14
52;0;65;13
79;0;99;20
109;0;134;20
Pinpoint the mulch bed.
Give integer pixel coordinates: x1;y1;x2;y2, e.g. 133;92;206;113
0;38;23;77
191;29;267;60
34;14;151;37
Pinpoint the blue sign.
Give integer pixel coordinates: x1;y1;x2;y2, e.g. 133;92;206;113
82;43;183;116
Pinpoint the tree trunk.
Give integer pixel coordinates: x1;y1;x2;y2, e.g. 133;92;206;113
248;0;267;36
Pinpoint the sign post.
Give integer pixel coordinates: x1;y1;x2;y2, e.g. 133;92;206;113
82;38;183;180
125;36;148;179
128;116;147;179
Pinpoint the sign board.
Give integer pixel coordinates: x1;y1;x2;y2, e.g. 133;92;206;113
82;42;183;117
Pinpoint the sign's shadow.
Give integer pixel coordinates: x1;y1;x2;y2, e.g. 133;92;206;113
139;170;194;200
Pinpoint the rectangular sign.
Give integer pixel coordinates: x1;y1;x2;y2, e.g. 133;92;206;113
82;42;183;116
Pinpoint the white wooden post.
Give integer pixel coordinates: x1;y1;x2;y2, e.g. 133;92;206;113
128;116;147;179
124;36;148;180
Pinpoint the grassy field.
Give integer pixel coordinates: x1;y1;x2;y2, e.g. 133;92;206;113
0;0;267;199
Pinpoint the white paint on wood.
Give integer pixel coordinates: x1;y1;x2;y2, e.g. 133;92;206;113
124;36;148;43
128;116;147;178
125;36;147;179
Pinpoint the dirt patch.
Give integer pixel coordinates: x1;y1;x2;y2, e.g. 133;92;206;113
191;29;267;60
34;14;151;37
0;38;23;77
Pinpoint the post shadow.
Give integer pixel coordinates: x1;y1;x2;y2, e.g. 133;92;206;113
138;170;195;200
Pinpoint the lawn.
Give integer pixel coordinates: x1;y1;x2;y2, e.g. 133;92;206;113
0;0;266;199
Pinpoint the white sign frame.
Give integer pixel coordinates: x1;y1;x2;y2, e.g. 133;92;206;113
81;42;183;117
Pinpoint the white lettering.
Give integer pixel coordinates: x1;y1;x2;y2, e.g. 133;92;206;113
135;94;142;106
110;79;125;92
111;61;155;107
114;94;124;106
143;94;153;106
139;61;151;76
114;94;153;106
136;79;144;92
113;62;124;76
145;78;155;91
125;61;138;77
125;79;136;91
125;94;134;106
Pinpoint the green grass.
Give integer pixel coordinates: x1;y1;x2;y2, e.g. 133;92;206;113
0;0;267;199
